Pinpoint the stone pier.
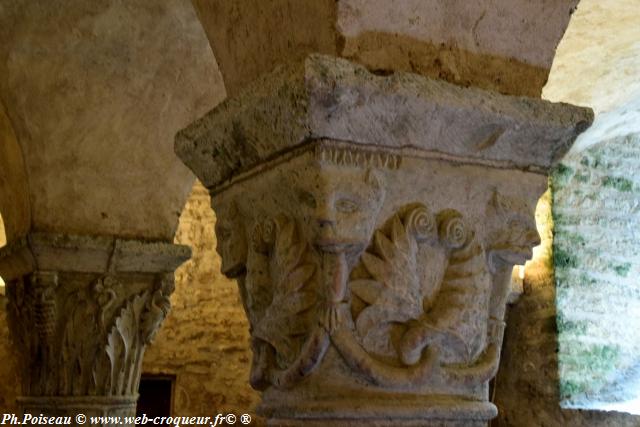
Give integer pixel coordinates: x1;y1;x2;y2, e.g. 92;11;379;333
176;54;592;426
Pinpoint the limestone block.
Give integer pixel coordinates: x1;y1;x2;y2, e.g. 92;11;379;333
176;55;592;190
176;54;592;425
193;0;578;97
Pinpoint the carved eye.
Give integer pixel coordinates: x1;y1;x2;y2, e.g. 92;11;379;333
336;198;359;213
298;190;317;208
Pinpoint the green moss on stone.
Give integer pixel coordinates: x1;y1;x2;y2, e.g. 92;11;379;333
575;173;589;183
602;176;634;192
554;246;578;269
563;233;586;247
578;273;597;287
613;262;631;277
553;163;574;186
557;314;589;335
563;344;620;373
560;380;588;400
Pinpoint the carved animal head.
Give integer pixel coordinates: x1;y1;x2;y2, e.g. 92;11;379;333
296;163;385;253
485;190;540;271
214;201;248;277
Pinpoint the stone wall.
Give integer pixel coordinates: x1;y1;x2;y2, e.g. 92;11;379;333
492;191;639;426
552;96;640;413
142;181;261;417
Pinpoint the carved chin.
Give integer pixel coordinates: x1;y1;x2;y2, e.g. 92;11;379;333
490;246;534;268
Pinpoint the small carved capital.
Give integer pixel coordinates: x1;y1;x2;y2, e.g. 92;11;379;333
0;233;187;416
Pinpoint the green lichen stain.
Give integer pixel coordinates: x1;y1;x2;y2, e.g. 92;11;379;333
564;233;586;247
602;176;634;192
554;246;578;269
560;344;622;400
557;313;589;335
560;380;588;400
613;262;631;277
564;344;621;373
578;273;597;288
575;173;589;183
553;163;574;186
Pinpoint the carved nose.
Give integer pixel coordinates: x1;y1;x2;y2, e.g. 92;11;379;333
315;203;335;229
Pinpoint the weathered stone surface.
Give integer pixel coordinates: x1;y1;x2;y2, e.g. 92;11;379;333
176;55;592;191
192;0;578;97
0;0;225;241
143;182;261;417
553;95;640;414
543;0;640;115
491;2;640;423
493;192;640;426
0;234;188;420
176;54;592;425
337;0;579;97
191;0;338;97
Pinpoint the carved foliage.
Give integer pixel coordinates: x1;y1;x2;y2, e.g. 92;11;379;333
345;205;486;364
5;271;173;398
252;217;317;367
212;166;537;392
350;205;434;343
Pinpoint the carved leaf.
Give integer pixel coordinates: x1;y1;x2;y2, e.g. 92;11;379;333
253;218;316;366
350;279;384;305
104;292;147;395
356;214;423;338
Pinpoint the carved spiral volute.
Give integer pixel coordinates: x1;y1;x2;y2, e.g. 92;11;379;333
437;210;470;249
404;204;437;242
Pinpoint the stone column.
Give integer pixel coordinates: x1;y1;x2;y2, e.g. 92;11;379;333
0;233;189;420
176;54;592;426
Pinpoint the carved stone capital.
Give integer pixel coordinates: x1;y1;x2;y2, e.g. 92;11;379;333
176;55;592;426
0;233;190;420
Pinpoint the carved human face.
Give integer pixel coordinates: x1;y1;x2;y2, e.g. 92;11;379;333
214;202;248;277
295;164;385;253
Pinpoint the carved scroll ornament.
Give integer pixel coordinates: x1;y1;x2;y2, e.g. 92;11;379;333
211;145;541;397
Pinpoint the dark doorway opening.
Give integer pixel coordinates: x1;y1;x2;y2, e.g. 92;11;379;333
137;374;175;416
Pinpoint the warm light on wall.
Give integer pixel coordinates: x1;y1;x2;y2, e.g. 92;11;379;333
0;211;5;295
522;189;554;279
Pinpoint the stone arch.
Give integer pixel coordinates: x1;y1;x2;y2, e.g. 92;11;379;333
191;0;581;98
0;0;225;242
